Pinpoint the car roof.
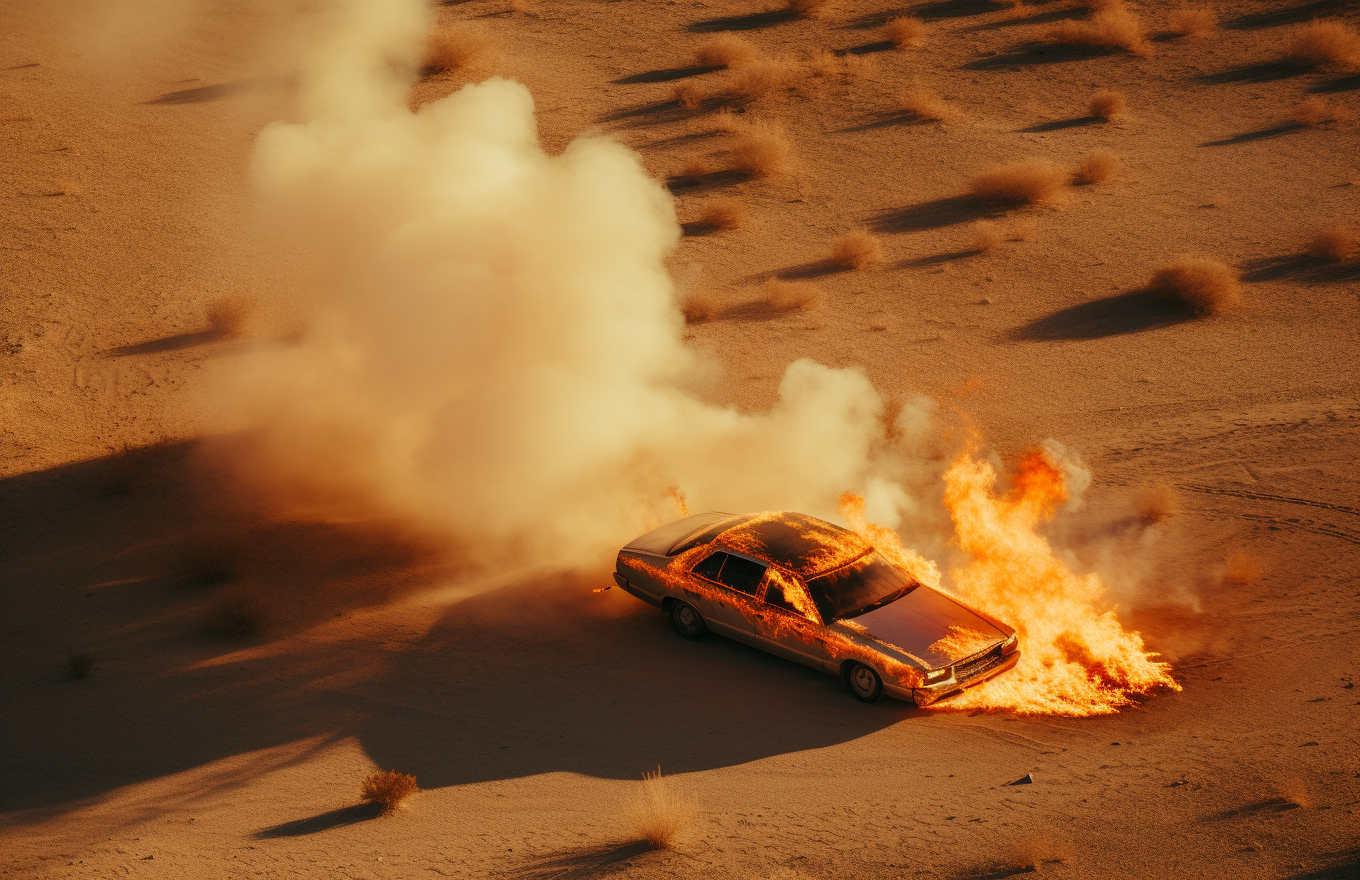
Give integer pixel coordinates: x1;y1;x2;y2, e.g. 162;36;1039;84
716;511;871;578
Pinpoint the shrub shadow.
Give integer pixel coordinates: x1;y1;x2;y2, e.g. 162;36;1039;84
1198;60;1310;85
871;195;1001;233
1018;115;1101;132
1011;289;1197;340
144;82;249;105
1311;73;1360;94
254;802;383;838
613;65;721;85
667;169;751;194
1222;0;1342;30
1242;253;1360;284
1206;796;1302;820
964;42;1120;70
102;329;226;357
899;249;984;268
688;9;798;32
1201;122;1304;146
511;841;659;880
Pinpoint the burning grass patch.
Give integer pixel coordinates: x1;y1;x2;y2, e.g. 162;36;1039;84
969;159;1069;204
629;768;695;849
1167;6;1217;37
1076;149;1120;185
695;33;759;69
1292;96;1347;127
727;120;792;177
1288;19;1360;68
897;87;960;122
1089;88;1126;121
425;24;497;75
1309;224;1358;260
1045;2;1152;57
1149;257;1241;316
829;228;884;269
762;278;821;312
361;770;419;816
207;294;257;338
884;16;928;49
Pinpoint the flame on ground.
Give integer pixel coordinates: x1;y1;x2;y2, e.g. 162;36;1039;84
939;449;1180;715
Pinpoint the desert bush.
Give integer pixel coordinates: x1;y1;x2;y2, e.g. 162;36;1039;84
1288;19;1360;67
694;198;747;230
807;49;841;78
207;294;257;337
728;120;792;176
829;228;884;268
970;159;1069;203
711;109;744;133
1089;88;1126;121
1046;2;1152;57
65;651;94;680
673;82;707;111
884;16;928;49
1076;149;1120;185
681;290;720;324
1136;484;1180;523
726;57;800;102
787;0;833;18
696;33;759;68
1292;96;1346;127
1309;224;1358;260
209;585;270;638
972;220;1004;252
762;278;821;312
361;770;419;816
425;24;496;74
897;87;959;122
1167;5;1217;37
629;768;695;849
1149;257;1241;315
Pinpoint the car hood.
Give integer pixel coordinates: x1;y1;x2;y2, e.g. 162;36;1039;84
847;586;1007;669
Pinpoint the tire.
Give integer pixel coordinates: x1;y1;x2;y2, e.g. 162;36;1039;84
845;662;883;703
670;600;707;640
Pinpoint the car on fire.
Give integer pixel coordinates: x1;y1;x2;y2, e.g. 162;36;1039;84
614;511;1020;705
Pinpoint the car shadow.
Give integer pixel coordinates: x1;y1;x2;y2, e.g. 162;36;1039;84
1010;289;1198;341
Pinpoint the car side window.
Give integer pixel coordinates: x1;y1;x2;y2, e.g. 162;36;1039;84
764;581;802;615
716;555;766;596
691;551;727;584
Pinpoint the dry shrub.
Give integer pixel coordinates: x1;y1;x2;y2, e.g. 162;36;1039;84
1136;484;1180;523
207;294;257;337
1149;257;1241;315
629;768;695;849
1076;149;1120;184
694;197;747;230
884;16;928;49
65;651;94;680
425;24;496;74
674;82;707;111
1009;217;1038;241
972;220;1004;252
1288;19;1360;67
829;228;884;268
209;585;270;638
726;57;800;102
1046;2;1152;57
1292;96;1346;127
696;33;759;68
897;88;959;122
1089;88;1126;121
762;278;821;312
728;120;792;176
788;0;833;19
711;109;744;133
807;49;841;78
1309;224;1358;260
361;770;419;816
1167;6;1217;37
677;154;715;179
681;290;721;324
969;159;1069;204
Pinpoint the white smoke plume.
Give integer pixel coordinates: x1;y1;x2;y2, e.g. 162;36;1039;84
213;0;950;569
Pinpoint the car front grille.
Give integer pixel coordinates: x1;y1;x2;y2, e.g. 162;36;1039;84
955;645;1004;683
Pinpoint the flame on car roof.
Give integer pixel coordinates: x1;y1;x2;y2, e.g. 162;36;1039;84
717;511;871;577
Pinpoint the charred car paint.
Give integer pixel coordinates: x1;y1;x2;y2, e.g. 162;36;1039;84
614;511;1020;705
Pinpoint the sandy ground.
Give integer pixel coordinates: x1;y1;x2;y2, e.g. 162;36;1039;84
2;0;1359;878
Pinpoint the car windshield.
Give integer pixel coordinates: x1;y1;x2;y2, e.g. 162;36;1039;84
804;552;916;621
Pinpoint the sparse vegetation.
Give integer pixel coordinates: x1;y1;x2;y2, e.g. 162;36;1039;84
425;24;496;74
1167;5;1217;37
361;770;419;816
1288;19;1360;67
1136;484;1180;523
1045;2;1152;57
970;159;1069;204
884;16;928;49
807;49;841;78
695;33;759;69
897;87;959;122
725;57;800;102
1149;257;1241;316
1089;88;1126;121
693;197;747;230
1292;96;1346;127
629;768;695;849
829;228;884;269
1076;149;1120;185
682;290;720;324
207;294;257;337
728;120;792;176
762;278;821;312
65;651;94;680
1309;224;1358;260
972;220;1004;252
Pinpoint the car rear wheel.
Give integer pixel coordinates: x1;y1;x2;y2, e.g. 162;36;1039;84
670;600;707;639
846;662;883;703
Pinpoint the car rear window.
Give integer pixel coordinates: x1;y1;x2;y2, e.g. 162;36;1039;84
691;551;767;596
804;552;915;621
669;516;749;556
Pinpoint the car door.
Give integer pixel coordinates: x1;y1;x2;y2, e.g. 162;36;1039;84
685;549;765;641
751;568;825;670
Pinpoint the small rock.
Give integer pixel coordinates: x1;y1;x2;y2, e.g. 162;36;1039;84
1007;773;1034;785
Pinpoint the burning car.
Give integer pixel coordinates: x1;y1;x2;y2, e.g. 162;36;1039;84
614;511;1019;705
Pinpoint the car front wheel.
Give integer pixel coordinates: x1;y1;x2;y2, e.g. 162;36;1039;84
846;662;883;703
670;600;707;639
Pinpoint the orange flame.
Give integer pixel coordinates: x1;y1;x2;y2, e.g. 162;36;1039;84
837;492;941;589
939;449;1180;715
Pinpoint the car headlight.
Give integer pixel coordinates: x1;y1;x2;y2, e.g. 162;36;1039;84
1001;632;1019;655
923;667;952;685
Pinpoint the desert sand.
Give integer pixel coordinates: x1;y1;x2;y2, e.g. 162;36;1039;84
1;0;1358;878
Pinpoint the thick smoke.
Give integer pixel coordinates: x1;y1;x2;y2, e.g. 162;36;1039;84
215;0;948;568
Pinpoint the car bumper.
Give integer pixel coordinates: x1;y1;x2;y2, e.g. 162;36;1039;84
613;573;663;607
897;649;1022;707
